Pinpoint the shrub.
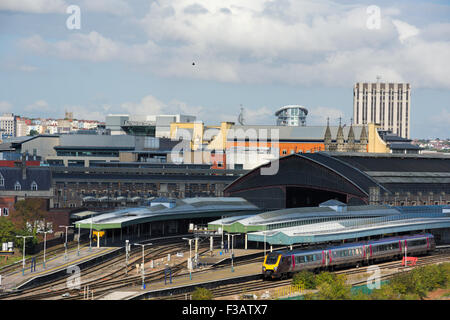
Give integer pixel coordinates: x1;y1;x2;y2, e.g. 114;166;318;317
316;274;351;300
315;271;336;286
292;271;316;289
191;287;214;300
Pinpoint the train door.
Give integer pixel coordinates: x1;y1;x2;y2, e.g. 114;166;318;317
282;255;292;278
364;245;371;264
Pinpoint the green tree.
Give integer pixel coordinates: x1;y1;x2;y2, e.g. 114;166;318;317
316;274;352;300
12;199;46;232
292;270;316;289
0;218;18;244
191;287;214;300
369;284;400;300
315;271;335;286
28;129;39;136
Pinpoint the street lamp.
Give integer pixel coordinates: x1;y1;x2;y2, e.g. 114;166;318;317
59;225;73;261
37;230;52;269
16;235;33;275
182;237;193;280
230;233;241;272
221;215;225;250
263;225;268;258
89;213;93;252
75;223;81;256
134;242;152;289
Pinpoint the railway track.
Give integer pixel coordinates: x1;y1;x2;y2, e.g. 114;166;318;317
4;240;450;300
151;251;450;300
0;237;194;300
0;240;90;276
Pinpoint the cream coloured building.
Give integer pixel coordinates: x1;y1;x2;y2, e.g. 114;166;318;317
353;82;411;139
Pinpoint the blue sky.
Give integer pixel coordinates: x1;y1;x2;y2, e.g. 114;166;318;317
0;0;449;139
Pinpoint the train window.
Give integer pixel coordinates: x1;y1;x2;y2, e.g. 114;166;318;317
266;253;279;264
409;239;427;247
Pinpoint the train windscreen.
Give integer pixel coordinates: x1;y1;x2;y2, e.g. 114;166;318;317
266;253;279;264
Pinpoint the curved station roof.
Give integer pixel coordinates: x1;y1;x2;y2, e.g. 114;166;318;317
224;152;450;210
209;202;450;245
75;197;260;230
248;213;450;245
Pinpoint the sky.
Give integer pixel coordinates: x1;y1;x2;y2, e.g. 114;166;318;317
0;0;449;139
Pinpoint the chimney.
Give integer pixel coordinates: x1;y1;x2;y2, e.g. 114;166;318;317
21;154;27;180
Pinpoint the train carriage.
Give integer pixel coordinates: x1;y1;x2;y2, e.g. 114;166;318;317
262;233;435;279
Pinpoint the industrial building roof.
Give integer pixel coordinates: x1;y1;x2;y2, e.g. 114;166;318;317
227;125;367;142
208;202;401;233
75;197;261;230
248;210;450;245
224;152;450;209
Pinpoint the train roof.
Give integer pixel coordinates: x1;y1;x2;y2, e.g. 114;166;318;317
274;233;434;256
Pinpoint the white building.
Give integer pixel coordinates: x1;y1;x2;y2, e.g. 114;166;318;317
107;114;196;137
15;119;28;137
145;114;196;138
275;105;308;127
353;82;411;139
0;113;16;138
105;114;130;135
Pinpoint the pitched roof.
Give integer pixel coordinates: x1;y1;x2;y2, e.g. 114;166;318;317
0;167;51;191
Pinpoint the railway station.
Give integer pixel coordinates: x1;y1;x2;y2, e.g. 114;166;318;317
224;152;450;210
73;197;261;245
1;152;449;300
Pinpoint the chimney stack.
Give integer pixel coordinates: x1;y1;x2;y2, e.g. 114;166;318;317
21;153;27;180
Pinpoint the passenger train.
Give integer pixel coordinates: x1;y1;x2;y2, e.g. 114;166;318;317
262;234;435;279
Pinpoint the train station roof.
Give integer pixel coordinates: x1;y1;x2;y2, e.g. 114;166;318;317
247;206;450;245
208;202;450;244
75;197;261;230
224;152;450;210
208;201;401;233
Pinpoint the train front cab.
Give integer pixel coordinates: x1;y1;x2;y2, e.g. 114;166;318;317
262;252;281;279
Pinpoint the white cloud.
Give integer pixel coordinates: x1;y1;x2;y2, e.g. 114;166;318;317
0;101;12;113
17;0;450;89
0;0;67;13
79;0;133;16
308;106;345;126
429;108;450;126
18;65;38;72
120;95;165;116
25;100;51;112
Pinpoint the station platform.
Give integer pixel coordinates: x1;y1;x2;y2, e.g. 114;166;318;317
100;248;266;300
0;245;119;291
198;248;264;265
108;261;262;300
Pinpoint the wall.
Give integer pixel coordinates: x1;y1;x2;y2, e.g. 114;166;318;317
21;136;59;159
368;123;389;153
0;196;15;217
